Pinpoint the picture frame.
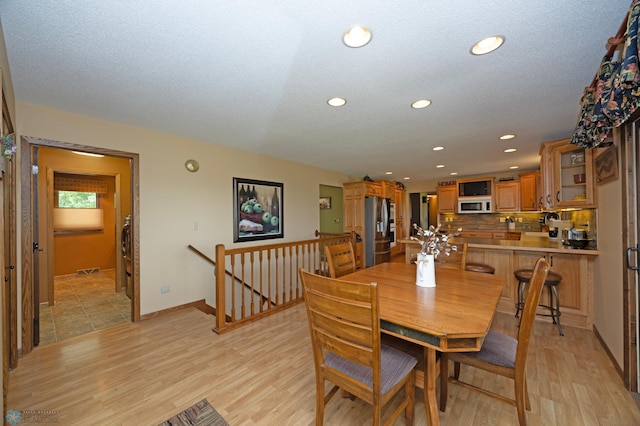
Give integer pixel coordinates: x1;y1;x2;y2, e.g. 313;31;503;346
319;196;331;209
595;145;619;185
233;177;283;242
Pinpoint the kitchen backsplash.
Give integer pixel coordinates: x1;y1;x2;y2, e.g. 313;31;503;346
438;209;598;240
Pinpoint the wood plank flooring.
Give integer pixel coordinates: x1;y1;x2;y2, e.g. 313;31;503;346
8;302;640;425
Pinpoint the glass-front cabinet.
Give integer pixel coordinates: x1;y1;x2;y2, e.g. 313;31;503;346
540;138;596;209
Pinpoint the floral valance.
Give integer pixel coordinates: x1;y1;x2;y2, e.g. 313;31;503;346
571;0;640;148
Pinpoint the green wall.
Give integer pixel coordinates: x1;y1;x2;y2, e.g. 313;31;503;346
319;185;343;234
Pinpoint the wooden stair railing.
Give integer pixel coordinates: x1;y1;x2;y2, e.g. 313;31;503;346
188;244;274;312
194;231;357;334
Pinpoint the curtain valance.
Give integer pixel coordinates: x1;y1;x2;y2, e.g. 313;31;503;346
54;173;108;194
571;0;639;148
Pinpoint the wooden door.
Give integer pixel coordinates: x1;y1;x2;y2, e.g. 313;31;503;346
1;70;17;421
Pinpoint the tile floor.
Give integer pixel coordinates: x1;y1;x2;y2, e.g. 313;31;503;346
38;269;131;346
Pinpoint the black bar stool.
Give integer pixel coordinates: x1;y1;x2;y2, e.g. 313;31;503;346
465;262;495;274
514;268;564;335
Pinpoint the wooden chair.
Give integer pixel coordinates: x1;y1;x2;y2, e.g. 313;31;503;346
439;257;550;426
299;269;417;426
324;242;356;278
434;242;467;270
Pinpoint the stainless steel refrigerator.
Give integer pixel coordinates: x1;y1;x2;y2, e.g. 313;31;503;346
364;196;391;267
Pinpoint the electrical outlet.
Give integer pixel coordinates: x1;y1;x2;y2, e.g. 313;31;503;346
161;285;170;294
499;217;505;222
518;218;523;222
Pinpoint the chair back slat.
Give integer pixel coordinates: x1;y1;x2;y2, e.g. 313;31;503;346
515;257;550;368
324;242;357;278
435;242;468;270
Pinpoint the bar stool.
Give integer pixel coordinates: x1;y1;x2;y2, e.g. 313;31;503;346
513;268;564;335
465;262;495;274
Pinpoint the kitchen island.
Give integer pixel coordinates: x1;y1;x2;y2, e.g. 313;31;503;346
400;236;597;330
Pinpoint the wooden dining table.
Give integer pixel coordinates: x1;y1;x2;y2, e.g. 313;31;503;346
342;262;505;426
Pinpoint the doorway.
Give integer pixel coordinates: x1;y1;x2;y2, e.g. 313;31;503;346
20;136;140;355
319;185;343;234
409;192;437;233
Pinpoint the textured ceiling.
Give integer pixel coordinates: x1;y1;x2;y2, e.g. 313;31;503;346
0;1;633;182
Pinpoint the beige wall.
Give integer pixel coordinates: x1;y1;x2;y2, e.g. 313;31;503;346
593;139;624;368
16;102;353;315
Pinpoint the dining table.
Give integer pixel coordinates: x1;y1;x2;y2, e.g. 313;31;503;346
342;262;505;426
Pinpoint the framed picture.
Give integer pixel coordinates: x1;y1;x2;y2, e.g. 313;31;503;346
319;196;331;209
233;177;283;242
595;145;619;185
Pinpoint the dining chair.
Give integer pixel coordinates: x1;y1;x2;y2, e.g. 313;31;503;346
324;242;356;278
439;257;549;426
434;242;467;270
299;269;417;426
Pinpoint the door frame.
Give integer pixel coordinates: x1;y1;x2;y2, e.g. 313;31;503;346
20;136;140;355
621;116;639;392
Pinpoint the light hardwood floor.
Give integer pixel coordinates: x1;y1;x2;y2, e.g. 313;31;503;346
8;303;640;425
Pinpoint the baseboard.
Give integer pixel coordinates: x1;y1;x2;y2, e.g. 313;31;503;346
592;324;624;381
140;299;215;321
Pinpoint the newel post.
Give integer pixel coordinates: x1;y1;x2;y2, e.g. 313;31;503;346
214;244;227;333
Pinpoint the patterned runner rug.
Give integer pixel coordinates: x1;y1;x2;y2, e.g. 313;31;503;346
158;399;229;426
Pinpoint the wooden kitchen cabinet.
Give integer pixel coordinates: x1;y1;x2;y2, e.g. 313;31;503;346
343;182;368;269
519;170;539;211
514;250;593;329
494;180;520;212
392;187;406;257
540;138;596;209
436;185;457;213
467;248;513;301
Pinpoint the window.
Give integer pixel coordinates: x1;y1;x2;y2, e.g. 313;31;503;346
52;174;107;232
57;190;98;208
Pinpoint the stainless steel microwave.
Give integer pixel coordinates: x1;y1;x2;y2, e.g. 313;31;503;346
458;197;492;213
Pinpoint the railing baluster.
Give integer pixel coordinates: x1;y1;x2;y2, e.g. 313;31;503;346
194;234;354;334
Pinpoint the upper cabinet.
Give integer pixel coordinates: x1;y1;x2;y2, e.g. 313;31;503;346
518;170;539;211
494;180;520;212
437;184;457;213
540;138;596;209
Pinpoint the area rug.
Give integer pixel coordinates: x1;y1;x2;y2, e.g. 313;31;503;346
158;399;229;426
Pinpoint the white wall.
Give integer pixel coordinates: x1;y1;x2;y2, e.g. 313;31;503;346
16;102;353;315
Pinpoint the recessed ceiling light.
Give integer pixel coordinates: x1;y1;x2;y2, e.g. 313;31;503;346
500;134;516;140
450;172;458;176
504;148;517;153
385;171;392;175
343;25;372;48
509;166;519;169
403;177;410;180
411;99;432;109
470;35;505;55
327;97;347;107
433;146;444;151
436;164;445;168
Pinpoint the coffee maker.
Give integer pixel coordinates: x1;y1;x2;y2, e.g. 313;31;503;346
548;219;573;240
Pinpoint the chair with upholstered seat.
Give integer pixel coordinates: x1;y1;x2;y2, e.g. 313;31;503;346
324;242;356;278
439;257;550;426
299;269;417;426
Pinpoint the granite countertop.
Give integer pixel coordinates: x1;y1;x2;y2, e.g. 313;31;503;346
399;236;599;255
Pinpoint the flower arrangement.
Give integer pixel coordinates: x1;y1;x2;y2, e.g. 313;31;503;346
1;133;16;159
410;223;462;258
